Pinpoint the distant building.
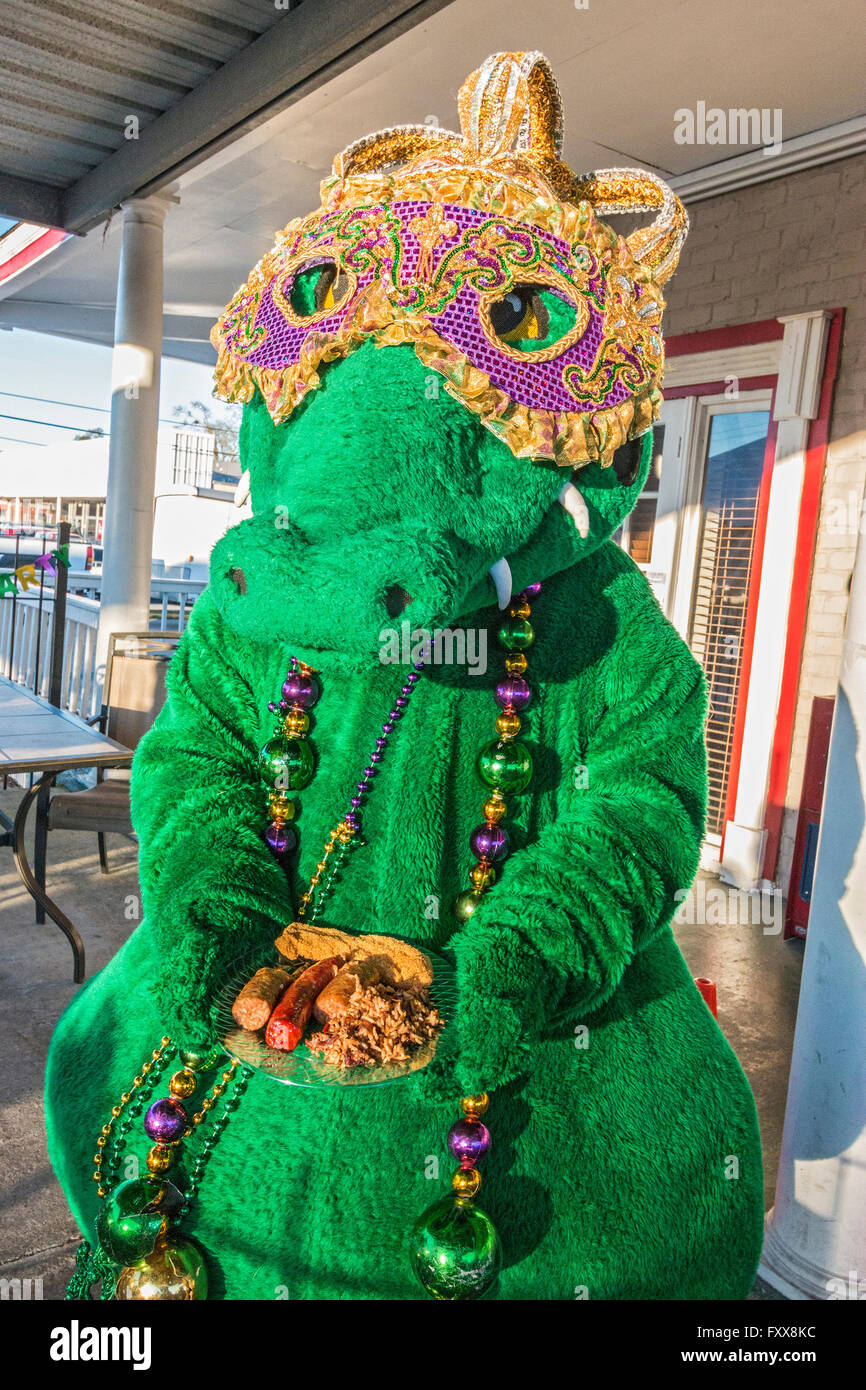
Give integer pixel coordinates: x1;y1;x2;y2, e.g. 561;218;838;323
0;425;243;569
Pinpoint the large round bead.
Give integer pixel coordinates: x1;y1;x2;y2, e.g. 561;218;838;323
476;739;533;793
114;1234;208;1301
281;671;320;708
96;1177;183;1265
448;1117;492;1165
469;823;509;862
494;676;531;711
410;1196;502;1301
497;616;534;651
144;1096;188;1144
259;735;315;790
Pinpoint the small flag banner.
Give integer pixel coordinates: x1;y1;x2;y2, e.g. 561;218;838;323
0;546;70;596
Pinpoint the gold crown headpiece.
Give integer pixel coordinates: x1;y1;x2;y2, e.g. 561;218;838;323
212;51;688;468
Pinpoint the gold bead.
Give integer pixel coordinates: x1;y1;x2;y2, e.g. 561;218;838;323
508;598;531;619
96;1136;106;1149
222;1069;234;1083
470;862;495;891
97;1186;107;1198
132;1076;143;1088
93;1154;102;1166
161;1036;171;1046
316;860;327;873
483;795;507;823
495;711;521;740
146;1145;174;1175
201;1097;213;1112
142;1061;152;1074
505;652;528;675
92;1171;102;1183
461;1093;489;1117
269;793;295;821
283;710;309;737
101;1124;111;1137
152;1050;161;1061
452;1166;482;1199
212;1084;226;1098
120;1093;131;1105
169;1069;197;1099
111;1106;122;1118
337;820;354;844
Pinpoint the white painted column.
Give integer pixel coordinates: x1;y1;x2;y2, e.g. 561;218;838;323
721;311;831;889
96;194;170;671
759;507;866;1301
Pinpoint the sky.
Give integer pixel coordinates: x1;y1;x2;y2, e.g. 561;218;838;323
0;328;234;454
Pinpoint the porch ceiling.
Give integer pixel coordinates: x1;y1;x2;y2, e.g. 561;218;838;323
0;0;864;363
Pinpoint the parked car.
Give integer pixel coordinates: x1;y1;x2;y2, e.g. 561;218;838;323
0;523;94;572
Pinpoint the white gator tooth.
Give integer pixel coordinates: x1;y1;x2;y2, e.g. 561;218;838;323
233;469;251;508
489;556;513;610
558;481;590;539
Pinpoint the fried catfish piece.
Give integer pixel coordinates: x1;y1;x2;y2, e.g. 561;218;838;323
274;921;433;989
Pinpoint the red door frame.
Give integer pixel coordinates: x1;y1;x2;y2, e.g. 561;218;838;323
662;313;841;866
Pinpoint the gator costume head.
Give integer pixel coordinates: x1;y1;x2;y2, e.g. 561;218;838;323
209;51;687;666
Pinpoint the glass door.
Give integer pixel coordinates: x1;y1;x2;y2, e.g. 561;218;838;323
618;394;772;837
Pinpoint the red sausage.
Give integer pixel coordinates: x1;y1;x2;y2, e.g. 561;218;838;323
265;955;345;1051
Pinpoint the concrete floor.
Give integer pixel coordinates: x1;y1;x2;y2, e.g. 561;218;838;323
0;788;803;1300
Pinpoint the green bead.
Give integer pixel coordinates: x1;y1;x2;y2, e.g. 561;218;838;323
410;1195;502;1301
455;890;483;922
259;735;315;790
95;1177;183;1266
179;1045;222;1073
477;738;533;793
497;616;534;650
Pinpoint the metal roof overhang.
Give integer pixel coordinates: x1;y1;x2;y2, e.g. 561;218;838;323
0;0;455;234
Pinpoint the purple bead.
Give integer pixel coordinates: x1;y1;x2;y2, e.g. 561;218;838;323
370;752;382;763
494;676;532;711
364;766;376;777
266;821;296;855
521;582;542;599
469;822;509;862
396;696;408;707
351;796;362;808
281;671;320;708
382;722;394;734
448;1118;491;1165
144;1097;188;1145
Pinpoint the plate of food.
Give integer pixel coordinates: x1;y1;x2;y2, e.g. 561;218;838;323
214;922;455;1087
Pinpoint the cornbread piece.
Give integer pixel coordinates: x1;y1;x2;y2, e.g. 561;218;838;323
274;921;433;989
231;966;291;1031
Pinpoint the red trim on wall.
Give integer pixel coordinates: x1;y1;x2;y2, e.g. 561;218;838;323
720;409;779;859
0;228;67;285
761;309;845;881
666;319;786;357
664;374;778;400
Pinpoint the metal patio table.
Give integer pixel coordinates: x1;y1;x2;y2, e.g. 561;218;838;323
0;674;133;981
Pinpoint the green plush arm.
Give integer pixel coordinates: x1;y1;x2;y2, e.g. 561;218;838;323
131;593;292;1048
451;593;708;1094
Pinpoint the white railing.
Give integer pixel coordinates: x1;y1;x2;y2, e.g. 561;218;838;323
1;575;205;718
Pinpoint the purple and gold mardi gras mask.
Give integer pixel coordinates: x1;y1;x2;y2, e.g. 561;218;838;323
211;51;688;469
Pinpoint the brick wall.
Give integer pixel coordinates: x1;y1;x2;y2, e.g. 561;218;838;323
663;152;866;890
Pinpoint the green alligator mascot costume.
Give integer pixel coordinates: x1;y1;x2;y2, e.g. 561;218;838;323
47;52;763;1300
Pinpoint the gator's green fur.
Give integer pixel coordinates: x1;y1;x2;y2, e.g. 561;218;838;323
45;341;763;1299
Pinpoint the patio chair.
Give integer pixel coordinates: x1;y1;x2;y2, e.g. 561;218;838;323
41;631;179;877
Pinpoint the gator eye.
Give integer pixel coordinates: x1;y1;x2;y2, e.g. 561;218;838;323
289;259;351;318
486;283;579;355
